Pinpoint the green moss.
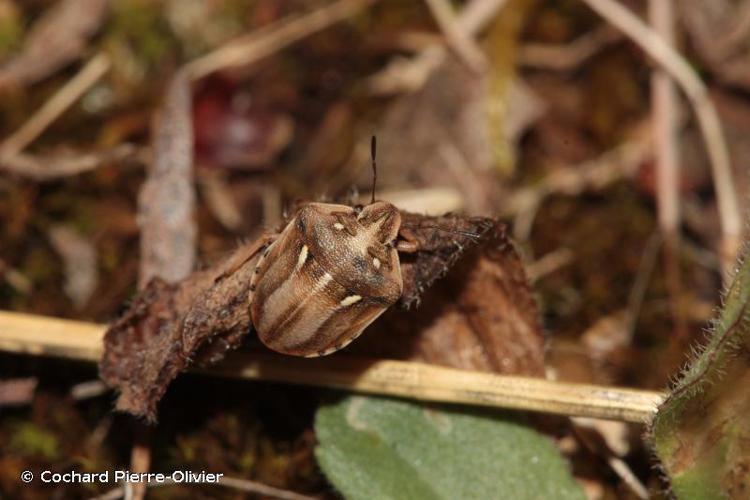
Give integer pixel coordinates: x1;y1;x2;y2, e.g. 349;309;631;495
9;422;61;460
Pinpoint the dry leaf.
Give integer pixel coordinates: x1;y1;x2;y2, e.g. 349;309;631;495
369;55;497;215
0;0;108;90
354;214;544;375
679;0;750;90
99;239;267;421
100;211;544;420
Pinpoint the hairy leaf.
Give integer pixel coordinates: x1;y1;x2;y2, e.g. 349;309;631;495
315;395;584;500
652;251;750;498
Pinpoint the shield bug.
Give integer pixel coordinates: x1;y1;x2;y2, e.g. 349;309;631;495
249;137;405;357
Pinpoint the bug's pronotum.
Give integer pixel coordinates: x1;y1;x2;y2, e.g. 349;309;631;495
249;137;421;357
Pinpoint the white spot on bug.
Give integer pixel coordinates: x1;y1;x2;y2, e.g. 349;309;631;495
340;295;362;307
297;245;308;269
373;257;381;269
334;222;345;230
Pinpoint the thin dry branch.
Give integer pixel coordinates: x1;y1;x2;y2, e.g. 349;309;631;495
423;0;487;72
580;0;742;274
0;311;664;423
0;144;141;180
92;476;316;500
368;0;510;94
131;70;198;499
501;133;651;218
138;71;196;287
519;25;622;70
183;0;375;81
217;477;319;500
649;0;686;340
0;53;110;160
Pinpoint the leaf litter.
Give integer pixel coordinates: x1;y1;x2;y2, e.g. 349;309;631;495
1;0;749;498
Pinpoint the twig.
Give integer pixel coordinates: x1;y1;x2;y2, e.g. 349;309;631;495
138;71;196;287
580;0;741;275
0;311;665;423
526;248;574;283
128;430;151;500
91;476;316;500
0;53;110;160
368;0;510;94
131;70;199;499
459;0;511;34
70;379;108;400
571;421;649;499
649;0;686;340
218;477;319;500
0;258;32;295
0;145;141;181
184;0;375;81
519;25;622;70
625;231;662;338
501;133;651;236
423;0;487;72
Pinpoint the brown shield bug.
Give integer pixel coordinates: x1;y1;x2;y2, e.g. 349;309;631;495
249;137;414;357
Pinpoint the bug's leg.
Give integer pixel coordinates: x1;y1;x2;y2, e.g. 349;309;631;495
395;227;419;253
214;233;278;284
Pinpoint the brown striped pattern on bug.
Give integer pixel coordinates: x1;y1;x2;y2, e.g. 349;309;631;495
249;201;403;357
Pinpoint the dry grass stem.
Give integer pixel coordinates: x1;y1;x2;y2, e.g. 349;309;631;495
0;311;664;423
91;476;315;500
184;0;375;81
217;477;320;500
0;144;140;180
0;53;110;160
458;0;512;34
138;72;196;287
368;0;510;94
502;134;651;239
649;0;686;339
128;432;151;500
423;0;487;72
581;0;741;275
519;25;622;70
526;248;574;283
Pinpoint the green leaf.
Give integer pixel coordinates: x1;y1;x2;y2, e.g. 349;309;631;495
315;395;584;500
652;252;750;498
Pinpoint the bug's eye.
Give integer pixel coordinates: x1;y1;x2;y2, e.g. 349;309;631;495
353;204;364;215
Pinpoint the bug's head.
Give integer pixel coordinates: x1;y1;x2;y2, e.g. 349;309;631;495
298;201;402;302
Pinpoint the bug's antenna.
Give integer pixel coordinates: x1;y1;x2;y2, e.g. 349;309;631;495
370;135;377;204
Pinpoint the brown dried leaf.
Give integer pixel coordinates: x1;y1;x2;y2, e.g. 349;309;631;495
354;215;544;376
99;239;267;421
99;212;543;419
0;0;109;90
370;56;497;215
680;0;750;90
